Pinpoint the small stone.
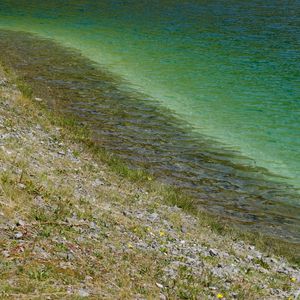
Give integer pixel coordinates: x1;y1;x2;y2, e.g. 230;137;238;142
34;97;43;102
209;249;218;257
89;221;97;229
277;266;289;275
15;232;23;239
92;179;104;187
77;288;90;297
159;293;167;300
0;79;8;86
181;225;187;233
85;276;93;281
34;196;45;207
156;282;164;289
16;220;25;227
148;213;159;222
18;183;26;189
2;250;10;258
67;252;75;261
269;257;278;264
255;253;262;260
33;246;49;259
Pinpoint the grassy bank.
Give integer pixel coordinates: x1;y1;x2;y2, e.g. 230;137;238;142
4;62;300;265
0;63;299;299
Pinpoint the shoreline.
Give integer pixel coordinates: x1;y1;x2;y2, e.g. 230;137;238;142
0;59;300;298
1;29;299;245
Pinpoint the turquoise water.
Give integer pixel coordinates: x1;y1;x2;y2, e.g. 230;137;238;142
0;1;299;240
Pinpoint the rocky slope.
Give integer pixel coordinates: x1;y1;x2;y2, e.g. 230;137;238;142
0;65;299;299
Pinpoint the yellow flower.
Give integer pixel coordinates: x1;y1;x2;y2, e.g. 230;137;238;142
217;293;224;299
127;243;133;249
159;231;165;237
291;277;296;283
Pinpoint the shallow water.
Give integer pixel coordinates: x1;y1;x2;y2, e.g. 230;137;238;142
0;30;299;243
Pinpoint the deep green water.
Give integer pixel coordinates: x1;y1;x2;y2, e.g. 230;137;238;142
0;1;299;241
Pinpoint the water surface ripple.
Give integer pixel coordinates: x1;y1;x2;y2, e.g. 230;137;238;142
0;30;299;243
